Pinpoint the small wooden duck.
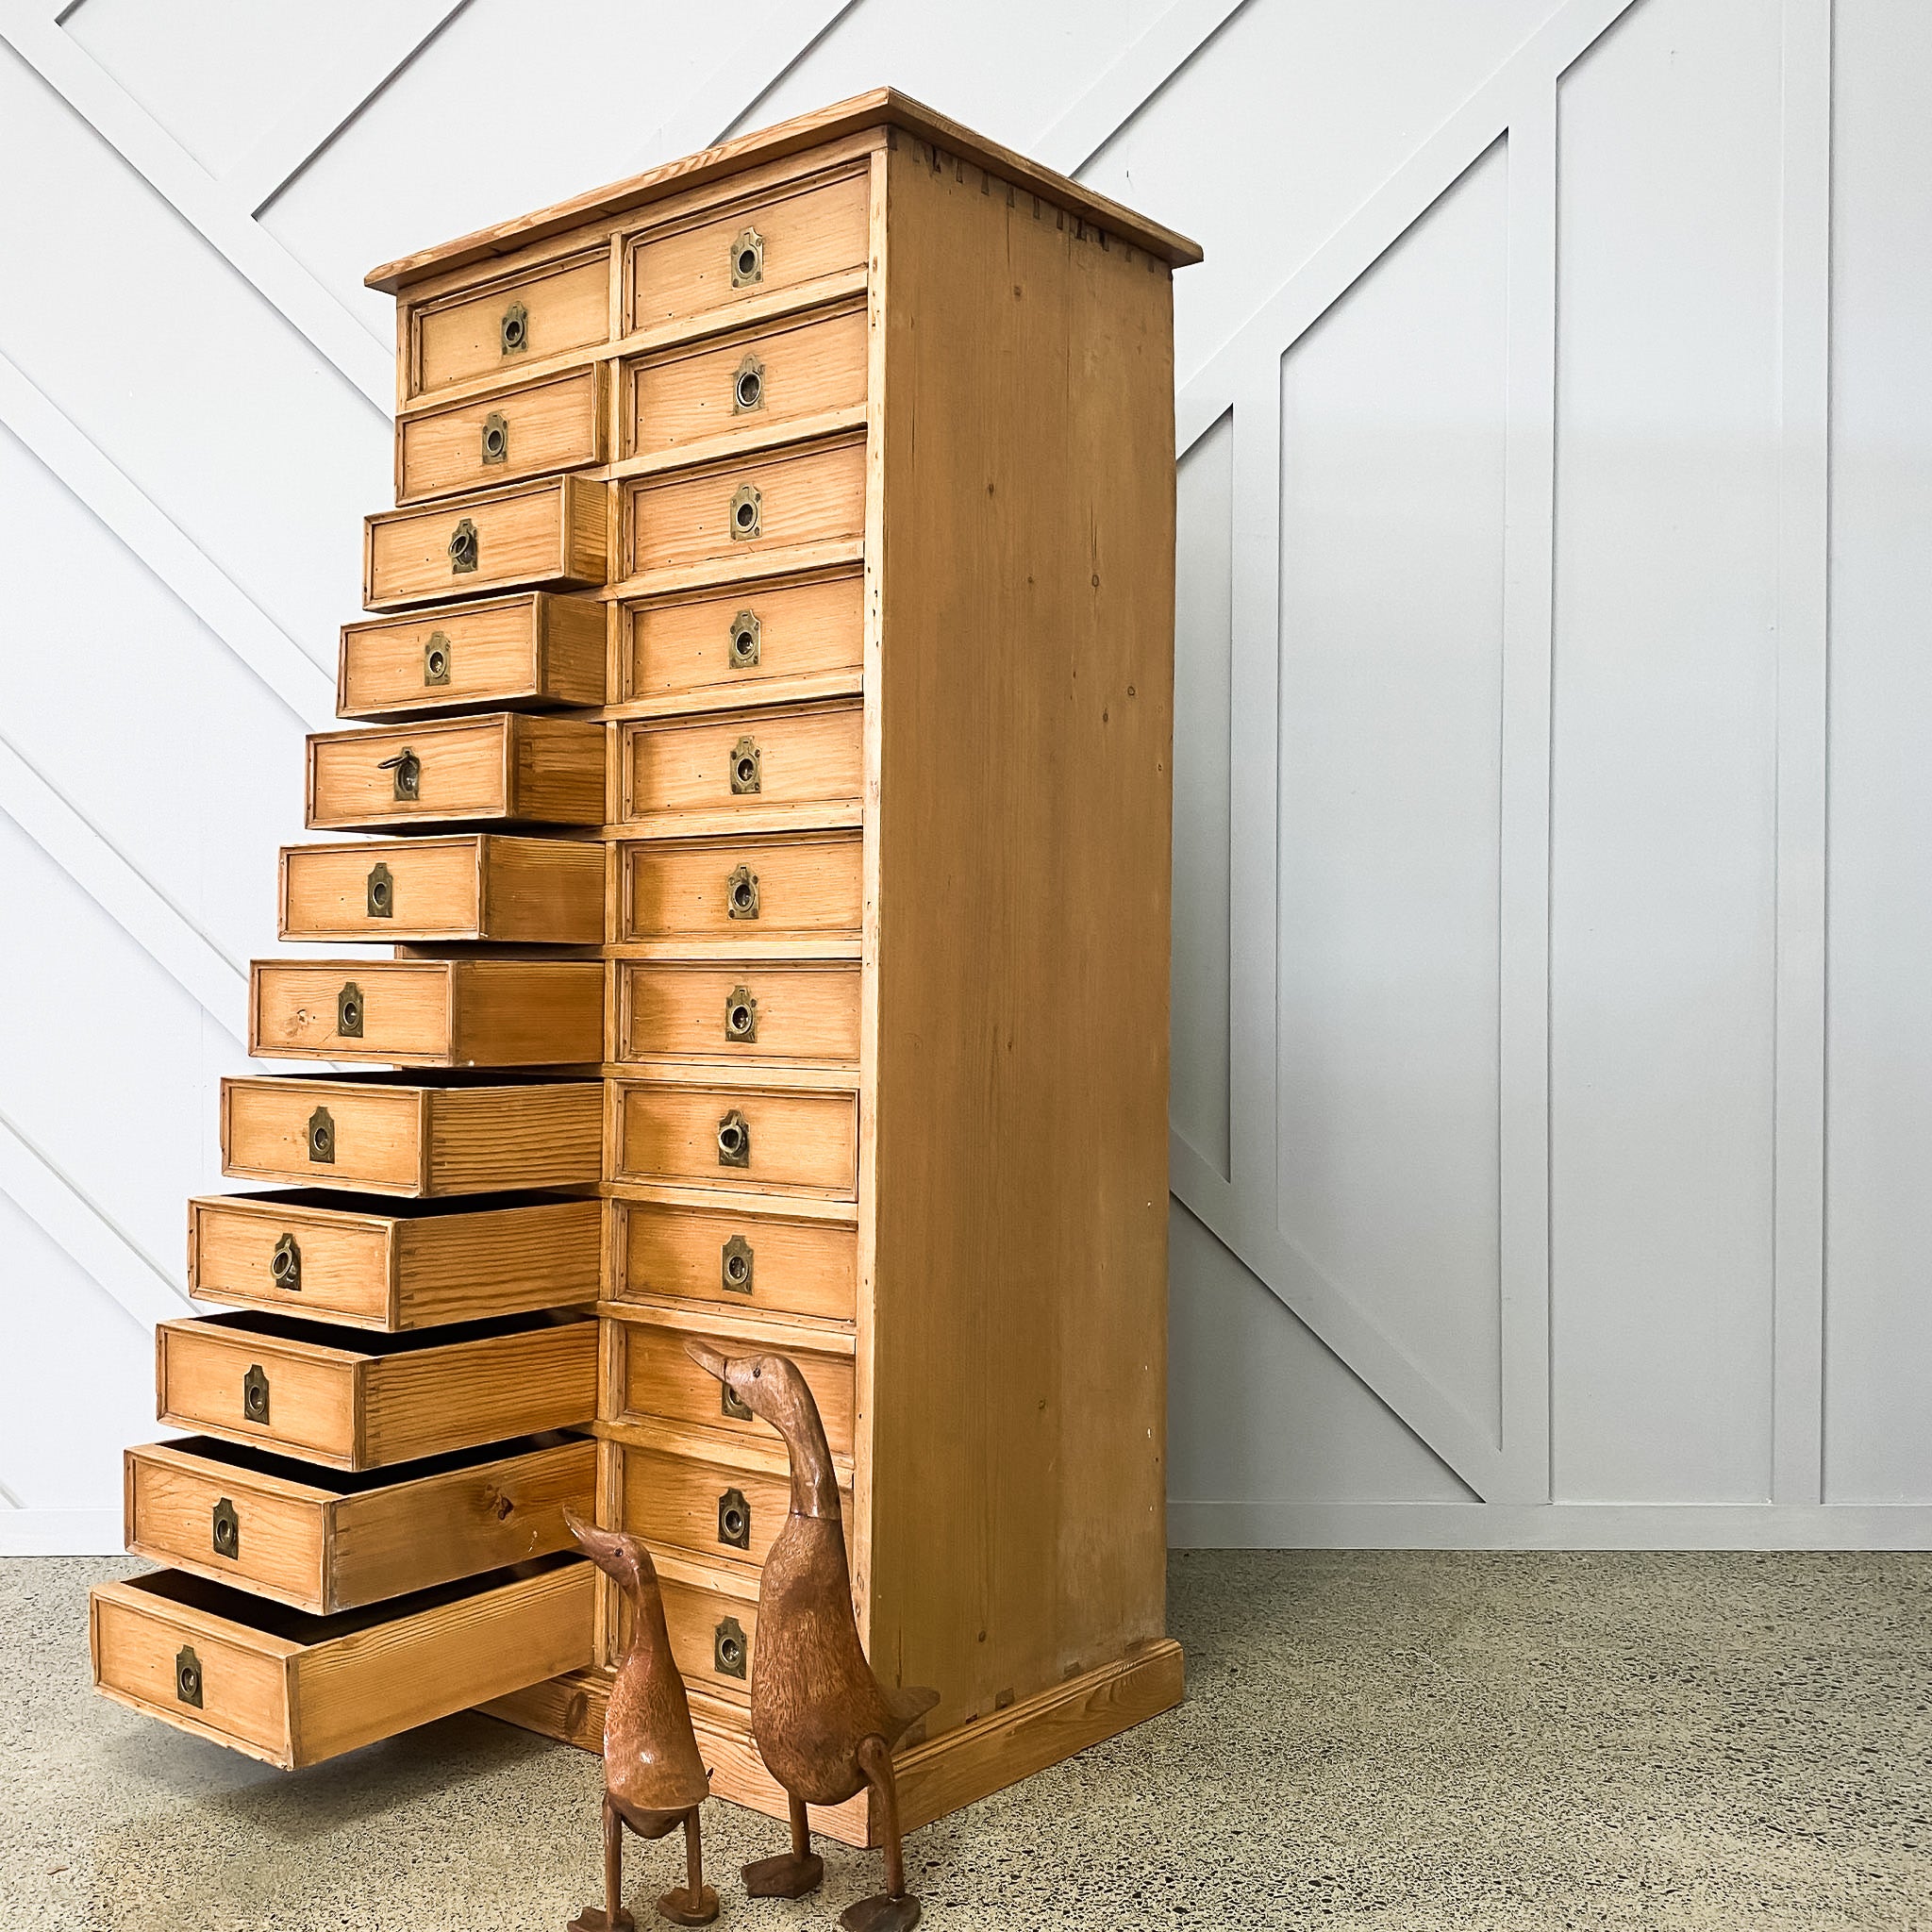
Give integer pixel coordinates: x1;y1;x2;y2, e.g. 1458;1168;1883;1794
686;1341;939;1932
562;1507;719;1930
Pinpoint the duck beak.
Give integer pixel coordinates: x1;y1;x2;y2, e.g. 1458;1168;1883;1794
685;1339;732;1383
562;1507;630;1582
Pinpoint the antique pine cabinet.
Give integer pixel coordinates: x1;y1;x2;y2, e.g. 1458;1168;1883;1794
91;90;1199;1841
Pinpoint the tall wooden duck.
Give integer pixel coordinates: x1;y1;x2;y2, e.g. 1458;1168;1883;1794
562;1507;719;1929
686;1342;939;1932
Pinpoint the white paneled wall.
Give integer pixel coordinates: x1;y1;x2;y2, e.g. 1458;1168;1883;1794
2;0;1927;1553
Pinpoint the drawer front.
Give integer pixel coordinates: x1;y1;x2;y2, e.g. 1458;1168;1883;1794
625;438;864;577
657;1574;758;1703
158;1319;358;1464
366;478;606;608
616;961;859;1064
622;703;862;822
189;1195;391;1324
280;836;606;944
625;302;867;460
223;1078;423;1192
400;367;604;504
612;1201;857;1324
618;1320;855;1457
619;833;862;942
413;249;609;395
125;1440;325;1609
308;717;607;830
620;1445;838;1572
250;960;605;1067
626;171;869;331
621;573;862;705
611;1081;858;1197
338;593;606;720
91;1557;593;1770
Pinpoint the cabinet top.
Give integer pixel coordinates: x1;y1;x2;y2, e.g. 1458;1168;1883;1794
365;86;1204;293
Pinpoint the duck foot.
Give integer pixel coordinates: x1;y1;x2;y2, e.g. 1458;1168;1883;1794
568;1910;636;1932
655;1884;718;1927
840;1894;922;1932
741;1851;824;1899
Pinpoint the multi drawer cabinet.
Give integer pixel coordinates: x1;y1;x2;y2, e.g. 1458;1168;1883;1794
92;88;1199;1840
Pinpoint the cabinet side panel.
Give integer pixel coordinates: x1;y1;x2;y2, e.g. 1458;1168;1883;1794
870;142;1175;1730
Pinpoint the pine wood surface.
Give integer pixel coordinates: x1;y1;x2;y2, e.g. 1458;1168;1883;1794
615;830;861;943
613;1316;855;1457
363;475;607;608
397;364;605;504
619;700;863;823
409;248;609;395
608;1078;858;1197
609;1198;858;1325
612;1436;849;1576
612;960;860;1066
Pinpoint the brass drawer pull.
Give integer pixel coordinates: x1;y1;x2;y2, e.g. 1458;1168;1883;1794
732;355;764;414
270;1232;301;1291
717;1487;751;1549
722;1381;753;1422
336;981;364;1038
242;1363;271;1424
175;1644;203;1708
423;632;452;686
307;1106;335;1164
481;411;508;465
721;1234;754;1294
448;518;479;574
714;1616;748;1678
729;737;761;794
724;986;758;1043
377;748;421;801
501;301;528;355
728;483;760;541
725;865;759;920
728;609;760;668
366;860;393;918
211;1496;241;1560
716;1109;750;1168
729;226;763;288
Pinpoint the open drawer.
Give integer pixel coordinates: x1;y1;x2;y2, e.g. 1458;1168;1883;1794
91;1554;593;1769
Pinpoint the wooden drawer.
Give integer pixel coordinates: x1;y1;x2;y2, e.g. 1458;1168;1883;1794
339;592;606;720
617;1436;848;1574
156;1309;597;1470
280;835;605;944
618;832;862;943
409;245;609;397
221;1074;602;1197
652;1558;758;1705
365;476;607;609
620;701;862;824
188;1191;601;1331
623;301;867;462
609;1079;858;1198
620;570;862;707
623;436;864;579
91;1554;592;1770
399;366;605;505
625;169;870;332
615;1317;854;1457
307;714;607;831
125;1434;594;1614
610;1199;857;1325
615;961;859;1065
250;958;603;1068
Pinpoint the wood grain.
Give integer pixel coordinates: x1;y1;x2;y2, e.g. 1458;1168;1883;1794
614;960;859;1065
621;568;863;707
611;1199;858;1324
617;831;861;943
410;246;609;394
338;591;606;720
364;475;608;608
624;436;864;577
609;1079;858;1197
620;700;862;823
614;1315;855;1457
398;364;604;504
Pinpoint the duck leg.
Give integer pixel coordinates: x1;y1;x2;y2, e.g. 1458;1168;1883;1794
839;1734;921;1932
741;1791;825;1899
654;1807;719;1926
568;1794;637;1932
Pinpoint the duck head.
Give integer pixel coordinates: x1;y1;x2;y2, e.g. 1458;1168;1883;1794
562;1505;658;1602
685;1341;841;1519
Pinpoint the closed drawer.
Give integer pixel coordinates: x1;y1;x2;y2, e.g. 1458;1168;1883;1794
611;1200;857;1325
610;1079;858;1198
620;702;862;824
338;592;606;721
623;436;864;579
625;169;869;332
250;958;603;1067
365;476;607;609
652;1559;758;1705
616;961;859;1065
410;246;609;397
617;1437;848;1574
280;835;605;945
399;366;606;505
307;714;607;831
618;832;861;943
221;1074;602;1197
620;571;862;707
188;1191;601;1331
124;1434;594;1614
91;1554;592;1770
156;1309;597;1470
624;301;867;462
615;1317;854;1458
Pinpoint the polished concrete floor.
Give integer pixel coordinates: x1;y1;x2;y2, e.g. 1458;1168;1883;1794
5;1551;1928;1930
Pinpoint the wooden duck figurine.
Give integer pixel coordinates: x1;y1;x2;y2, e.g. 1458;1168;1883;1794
686;1342;939;1932
562;1507;719;1930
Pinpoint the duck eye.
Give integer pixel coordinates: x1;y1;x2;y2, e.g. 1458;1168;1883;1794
752;1367;761;1379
